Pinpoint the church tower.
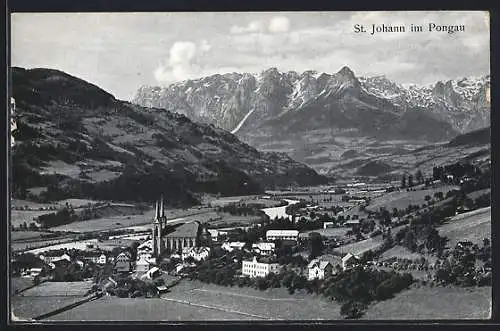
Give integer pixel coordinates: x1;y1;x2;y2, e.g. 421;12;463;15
152;199;162;258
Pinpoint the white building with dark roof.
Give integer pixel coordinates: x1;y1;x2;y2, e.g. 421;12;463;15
307;259;333;280
242;256;282;278
342;252;360;271
266;230;299;242
182;246;211;261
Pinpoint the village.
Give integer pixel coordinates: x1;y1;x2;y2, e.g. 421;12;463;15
10;158;491;320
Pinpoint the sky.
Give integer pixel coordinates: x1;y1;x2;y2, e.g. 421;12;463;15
11;11;490;101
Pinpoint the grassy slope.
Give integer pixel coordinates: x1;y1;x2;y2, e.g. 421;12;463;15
362;285;491;320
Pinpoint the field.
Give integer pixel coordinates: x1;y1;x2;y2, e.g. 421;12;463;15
437;207;491;248
47;207;214;233
47;296;257;321
362;285;491;320
160;280;342;320
49;214;151;233
26;239;100;254
10;277;34;296
11;296;85;320
366;185;459;212
334;224;406;256
10;210;49;227
11;231;54;241
304;227;348;238
20;281;92;297
11;236;77;253
205;195;259;207
10;281;93;321
380;245;431;262
49;279;343;321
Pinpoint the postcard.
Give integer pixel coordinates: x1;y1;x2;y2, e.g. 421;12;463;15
9;11;491;322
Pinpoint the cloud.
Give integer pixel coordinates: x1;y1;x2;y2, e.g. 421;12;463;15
230;20;265;34
268;16;291;33
154;40;212;83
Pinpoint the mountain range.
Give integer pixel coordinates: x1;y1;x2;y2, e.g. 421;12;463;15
133;67;490;176
133;66;489;140
11;67;328;206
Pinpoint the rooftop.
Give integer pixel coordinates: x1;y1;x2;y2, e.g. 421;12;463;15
165;221;201;238
266;230;299;236
307;259;332;270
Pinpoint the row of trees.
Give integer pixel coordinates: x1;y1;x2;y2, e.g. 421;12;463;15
401;169;424;188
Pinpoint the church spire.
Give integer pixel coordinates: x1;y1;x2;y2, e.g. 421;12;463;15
154;200;159;222
160;194;164;218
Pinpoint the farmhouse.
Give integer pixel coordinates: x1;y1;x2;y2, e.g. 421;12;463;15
182;246;211;262
81;251;107;265
342;252;360;271
307;259;333;280
135;257;152;272
266;229;299;242
242;256;282;278
144;266;161;279
114;251;132;273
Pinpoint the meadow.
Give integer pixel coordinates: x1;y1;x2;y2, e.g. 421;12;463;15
362;285;491;320
437;207;491;248
366;185;460;212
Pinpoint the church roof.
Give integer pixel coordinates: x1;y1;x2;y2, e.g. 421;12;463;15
165;221;200;238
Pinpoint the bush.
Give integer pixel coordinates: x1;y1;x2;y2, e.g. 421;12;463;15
340;301;367;319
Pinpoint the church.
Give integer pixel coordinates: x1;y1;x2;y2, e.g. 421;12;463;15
151;196;212;259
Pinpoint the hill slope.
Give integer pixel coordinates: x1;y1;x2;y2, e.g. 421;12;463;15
11;67;328;206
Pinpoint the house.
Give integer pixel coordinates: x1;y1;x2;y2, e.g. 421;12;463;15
207;229;227;242
323;222;335;229
242;256;282;278
344;219;360;228
251;242;276;256
137;241;154;261
114;252;132;273
75;260;85;269
221;241;246;252
342;253;360;271
81;251;107;264
142;266;161;279
29;268;43;277
39;252;71;263
53;258;71;268
182;246;211;262
97;253;107;265
135;257;151;272
307;259;333;280
266;230;299;242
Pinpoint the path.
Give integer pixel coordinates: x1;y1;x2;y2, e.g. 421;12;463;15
192;288;306;301
160;296;269;319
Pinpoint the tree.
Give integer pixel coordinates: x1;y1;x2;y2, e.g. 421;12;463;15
415;170;423;185
408;175;414;187
401;174;406;188
340;301;367;319
434;192;444;200
308;232;324;260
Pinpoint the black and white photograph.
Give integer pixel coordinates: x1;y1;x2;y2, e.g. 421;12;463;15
8;11;491;322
